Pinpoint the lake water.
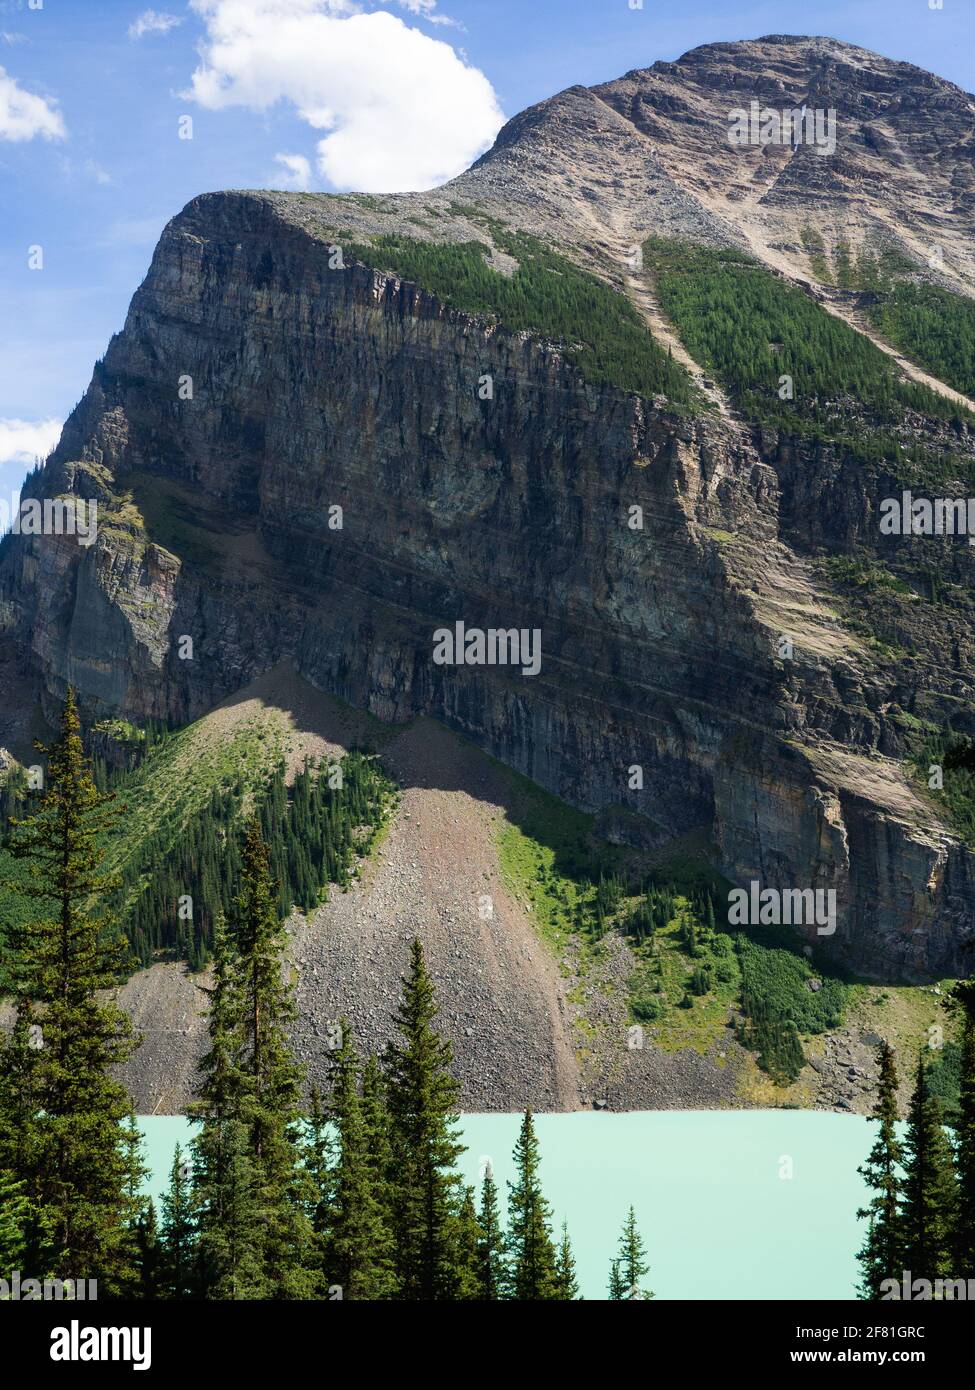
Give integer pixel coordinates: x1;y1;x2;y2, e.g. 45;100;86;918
139;1110;872;1300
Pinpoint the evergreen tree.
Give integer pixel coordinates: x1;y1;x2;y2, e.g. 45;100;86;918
303;1086;334;1264
476;1162;508;1300
0;1013;44;1260
555;1220;580;1300
0;1169;28;1270
325;1021;396;1300
0;688;142;1289
360;1056;394;1192
615;1206;652;1299
232;821;317;1298
901;1057;958;1284
190;915;263;1299
608;1259;626;1300
455;1186;483;1300
158;1145;196;1299
384;937;465;1300
948;982;975;1274
507;1110;559;1300
857;1041;905;1298
134;1198;160;1300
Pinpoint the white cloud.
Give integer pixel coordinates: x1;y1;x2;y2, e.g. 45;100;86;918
129;9;184;39
393;0;460;27
185;0;503;192
84;158;114;185
0;418;62;470
0;67;65;142
272;151;313;189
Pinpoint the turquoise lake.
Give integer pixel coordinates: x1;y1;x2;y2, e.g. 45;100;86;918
140;1110;873;1300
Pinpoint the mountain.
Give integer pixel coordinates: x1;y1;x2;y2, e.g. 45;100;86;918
1;35;974;1111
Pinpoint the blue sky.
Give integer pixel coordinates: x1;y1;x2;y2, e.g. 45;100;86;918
1;0;972;500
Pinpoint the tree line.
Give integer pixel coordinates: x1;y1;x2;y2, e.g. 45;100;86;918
0;690;650;1300
3;732;394;974
857;988;975;1298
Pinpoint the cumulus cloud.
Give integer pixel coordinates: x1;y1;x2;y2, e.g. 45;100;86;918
128;9;184;39
272;151;313;189
184;0;503;192
0;67;65;141
0;418;62;470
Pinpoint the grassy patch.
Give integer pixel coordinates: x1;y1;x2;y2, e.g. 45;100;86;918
494;766;624;966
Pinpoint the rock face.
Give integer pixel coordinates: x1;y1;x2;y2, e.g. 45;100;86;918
2;34;975;982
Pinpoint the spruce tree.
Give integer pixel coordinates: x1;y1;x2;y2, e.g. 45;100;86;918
159;1144;196;1299
384;937;465;1300
0;1013;43;1259
455;1186;483;1300
948;982;975;1275
0;688;143;1289
555;1220;580;1300
303;1086;334;1262
608;1258;626;1300
191;914;263;1299
507;1110;559;1300
857;1041;904;1298
325;1020;396;1300
901;1057;958;1284
615;1206;653;1299
360;1055;394;1195
0;1169;28;1270
232;821;317;1298
134;1198;160;1300
476;1162;508;1300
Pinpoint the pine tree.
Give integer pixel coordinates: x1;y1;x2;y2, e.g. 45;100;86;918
608;1258;626;1300
507;1110;559;1300
191;914;263;1299
615;1206;652;1299
232;821;318;1298
555;1220;580;1300
0;1169;28;1270
901;1057;958;1284
455;1186;483;1300
134;1198;160;1300
948;981;975;1275
476;1162;508;1300
856;1041;904;1298
0;688;143;1289
325;1021;396;1300
303;1086;334;1263
0;1012;43;1259
360;1055;394;1191
384;937;465;1300
159;1145;196;1299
